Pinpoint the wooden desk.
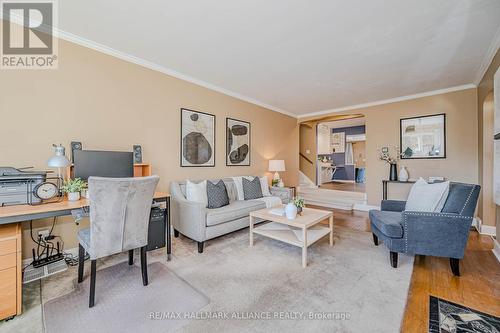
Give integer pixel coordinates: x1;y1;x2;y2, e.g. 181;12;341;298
0;191;171;259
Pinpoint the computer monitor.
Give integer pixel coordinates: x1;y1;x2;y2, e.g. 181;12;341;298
73;150;134;180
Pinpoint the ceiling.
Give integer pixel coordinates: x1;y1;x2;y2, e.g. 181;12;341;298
57;1;500;117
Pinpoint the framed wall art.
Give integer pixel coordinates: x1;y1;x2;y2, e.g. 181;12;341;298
400;113;446;159
226;117;250;166
180;108;215;167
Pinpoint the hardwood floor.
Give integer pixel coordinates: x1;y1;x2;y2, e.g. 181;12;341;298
310;205;500;332
318;182;366;193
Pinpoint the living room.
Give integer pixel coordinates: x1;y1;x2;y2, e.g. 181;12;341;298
0;1;499;332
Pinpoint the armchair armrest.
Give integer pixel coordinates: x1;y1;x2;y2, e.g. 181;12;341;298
381;200;406;212
170;183;207;242
402;211;473;259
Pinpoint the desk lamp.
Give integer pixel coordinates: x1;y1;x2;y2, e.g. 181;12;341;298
48;144;71;181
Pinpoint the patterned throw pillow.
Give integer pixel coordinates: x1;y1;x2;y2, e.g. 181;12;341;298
242;177;263;200
206;180;230;209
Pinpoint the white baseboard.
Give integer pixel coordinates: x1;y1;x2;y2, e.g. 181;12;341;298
493;240;500;263
473;217;496;236
353;204;380;212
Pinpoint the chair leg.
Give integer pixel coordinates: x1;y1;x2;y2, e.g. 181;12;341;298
390;252;398;268
89;260;97;308
78;244;85;283
197;241;204;253
128;249;134;265
174;229;180;238
140;246;148;286
372;233;379;246
450;258;460;276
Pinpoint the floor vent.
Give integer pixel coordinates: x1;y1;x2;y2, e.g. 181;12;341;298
23;260;68;284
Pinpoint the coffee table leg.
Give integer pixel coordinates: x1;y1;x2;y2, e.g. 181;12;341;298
302;227;307;268
329;215;333;246
249;215;254;246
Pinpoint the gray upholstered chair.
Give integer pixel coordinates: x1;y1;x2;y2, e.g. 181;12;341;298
369;182;480;276
77;176;159;307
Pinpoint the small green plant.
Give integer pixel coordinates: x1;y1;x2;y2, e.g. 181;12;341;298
293;196;305;209
61;178;87;194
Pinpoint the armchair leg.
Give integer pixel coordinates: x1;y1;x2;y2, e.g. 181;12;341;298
140;246;148;286
78;244;85;283
174;229;180;238
128;249;134;265
197;241;204;253
372;234;379;246
89;260;97;308
390;252;398;268
450;258;460;276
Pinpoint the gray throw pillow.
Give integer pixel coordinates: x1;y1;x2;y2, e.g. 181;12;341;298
206;180;230;209
243;177;263;200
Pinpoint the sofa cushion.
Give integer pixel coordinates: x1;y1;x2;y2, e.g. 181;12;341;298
207;180;230;209
243;177;263;200
369;210;404;238
405;178;449;212
206;200;266;226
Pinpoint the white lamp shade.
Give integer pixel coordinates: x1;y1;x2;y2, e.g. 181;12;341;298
48;155;71;167
268;160;286;172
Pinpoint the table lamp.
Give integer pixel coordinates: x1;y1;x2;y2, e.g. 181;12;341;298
268;159;286;187
48;144;71;181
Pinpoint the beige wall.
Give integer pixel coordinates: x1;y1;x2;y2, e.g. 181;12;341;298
477;48;500;233
0;38;299;257
300;88;479;211
299;124;317;182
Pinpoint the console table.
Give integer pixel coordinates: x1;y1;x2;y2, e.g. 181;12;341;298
382;180;416;200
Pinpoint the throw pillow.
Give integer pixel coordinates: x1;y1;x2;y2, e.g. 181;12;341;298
405;178;450;212
259;177;271;197
232;177;244;200
206;180;230;209
243;177;263;200
186;180;208;206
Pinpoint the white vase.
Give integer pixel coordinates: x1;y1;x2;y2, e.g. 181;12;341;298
285;203;297;220
67;192;81;201
399;166;409;182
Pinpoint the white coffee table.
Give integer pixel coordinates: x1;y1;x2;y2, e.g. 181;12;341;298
249;206;333;268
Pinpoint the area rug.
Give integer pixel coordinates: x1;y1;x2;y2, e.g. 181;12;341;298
429;295;500;333
166;225;415;332
43;262;209;333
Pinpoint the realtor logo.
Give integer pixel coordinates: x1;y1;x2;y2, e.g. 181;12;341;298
1;0;58;69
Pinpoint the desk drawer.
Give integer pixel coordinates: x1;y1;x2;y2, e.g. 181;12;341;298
0;239;16;256
0;253;16;270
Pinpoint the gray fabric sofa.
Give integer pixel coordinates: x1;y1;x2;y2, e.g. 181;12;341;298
170;178;290;253
369;182;481;276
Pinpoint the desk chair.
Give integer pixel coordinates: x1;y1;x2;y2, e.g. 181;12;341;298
77;175;159;307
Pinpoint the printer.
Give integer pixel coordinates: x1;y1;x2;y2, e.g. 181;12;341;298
0;167;47;206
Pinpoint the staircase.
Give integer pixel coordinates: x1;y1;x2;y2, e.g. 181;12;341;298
297;171;367;211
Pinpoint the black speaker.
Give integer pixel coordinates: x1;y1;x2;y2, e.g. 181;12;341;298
71;141;82;163
133;145;142;163
147;207;166;251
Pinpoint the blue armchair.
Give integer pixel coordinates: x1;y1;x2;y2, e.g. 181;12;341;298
369;182;481;276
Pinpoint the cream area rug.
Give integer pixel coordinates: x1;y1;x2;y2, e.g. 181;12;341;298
167;225;414;333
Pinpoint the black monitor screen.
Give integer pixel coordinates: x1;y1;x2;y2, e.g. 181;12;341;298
73;150;134;180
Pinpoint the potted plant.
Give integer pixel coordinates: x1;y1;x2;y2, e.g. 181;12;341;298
293;196;305;215
61;178;87;201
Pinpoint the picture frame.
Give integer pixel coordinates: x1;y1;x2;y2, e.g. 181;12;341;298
400;113;446;159
226;117;251;166
180;108;216;167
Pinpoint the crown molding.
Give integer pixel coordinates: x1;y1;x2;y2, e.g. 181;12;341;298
473;24;500;85
1;13;296;118
55;31;298;118
297;84;477;119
